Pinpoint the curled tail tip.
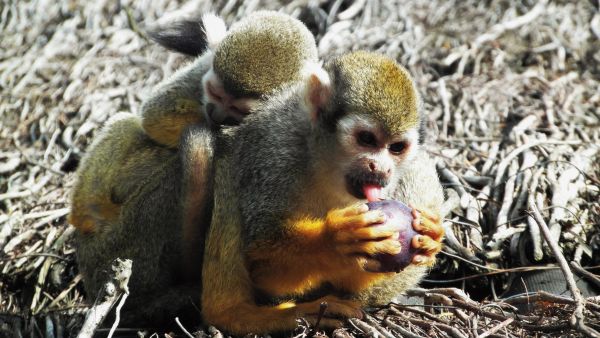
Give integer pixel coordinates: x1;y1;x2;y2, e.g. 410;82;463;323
201;13;227;50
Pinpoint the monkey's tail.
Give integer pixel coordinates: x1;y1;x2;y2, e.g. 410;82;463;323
147;19;208;57
180;125;215;281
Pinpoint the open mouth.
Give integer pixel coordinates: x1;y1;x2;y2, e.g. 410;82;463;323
345;173;388;202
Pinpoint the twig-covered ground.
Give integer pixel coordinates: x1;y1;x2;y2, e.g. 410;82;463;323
1;0;599;337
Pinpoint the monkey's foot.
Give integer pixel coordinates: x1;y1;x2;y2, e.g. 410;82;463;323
326;204;402;257
410;208;444;266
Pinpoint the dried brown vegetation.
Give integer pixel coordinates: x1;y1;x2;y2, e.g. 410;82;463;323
1;0;599;337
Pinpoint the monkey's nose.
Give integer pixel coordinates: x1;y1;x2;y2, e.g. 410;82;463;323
368;161;392;178
368;161;390;173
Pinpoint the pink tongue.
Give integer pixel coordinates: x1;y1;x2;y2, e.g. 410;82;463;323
363;185;383;202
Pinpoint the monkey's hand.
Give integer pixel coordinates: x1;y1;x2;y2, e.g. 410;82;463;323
410;207;444;266
248;204;402;296
326;203;403;264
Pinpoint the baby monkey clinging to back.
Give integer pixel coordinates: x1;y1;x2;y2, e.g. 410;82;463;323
140;11;319;146
70;10;319;233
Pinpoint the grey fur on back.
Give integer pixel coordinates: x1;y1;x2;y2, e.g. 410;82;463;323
231;84;315;246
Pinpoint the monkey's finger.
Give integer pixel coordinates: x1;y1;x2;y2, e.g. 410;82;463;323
361;257;385;273
411;235;442;256
334;224;398;243
338;239;402;257
412;209;444;241
412;254;437;266
339;203;369;217
327;204;368;222
327;210;385;230
346;210;386;228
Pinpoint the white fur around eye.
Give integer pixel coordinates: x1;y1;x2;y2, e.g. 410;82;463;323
337;115;378;149
401;128;420;160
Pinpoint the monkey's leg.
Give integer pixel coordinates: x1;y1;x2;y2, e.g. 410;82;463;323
203;250;363;334
410;208;444;266
142;99;204;147
70;113;148;234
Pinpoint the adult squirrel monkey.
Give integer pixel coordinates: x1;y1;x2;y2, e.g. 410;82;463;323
200;51;445;334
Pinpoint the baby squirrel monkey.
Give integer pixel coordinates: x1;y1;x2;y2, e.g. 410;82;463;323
69;11;318;234
70;11;319;327
141;11;319;147
201;51;445;334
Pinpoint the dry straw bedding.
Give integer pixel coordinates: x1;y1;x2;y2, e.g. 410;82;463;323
1;0;599;336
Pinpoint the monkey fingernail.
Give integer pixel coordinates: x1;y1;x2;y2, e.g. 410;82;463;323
411;235;424;248
412;255;425;264
412;218;422;231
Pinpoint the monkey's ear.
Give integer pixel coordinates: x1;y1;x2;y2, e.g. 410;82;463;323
202;13;228;50
302;62;332;124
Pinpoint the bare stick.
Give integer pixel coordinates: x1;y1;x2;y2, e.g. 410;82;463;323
528;194;600;337
477;318;513;338
107;291;129;338
439;78;452;139
48;274;83;309
175;317;195;338
364;314;396;338
495;161;518;230
570;261;600;289
493;140;580;187
383;318;426;338
348;318;381;338
473;0;547;47
77;259;132;338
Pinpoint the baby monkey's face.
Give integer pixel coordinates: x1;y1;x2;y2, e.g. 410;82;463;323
202;69;259;127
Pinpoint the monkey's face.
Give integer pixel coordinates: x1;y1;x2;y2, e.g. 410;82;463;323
336;114;419;202
202;69;259;127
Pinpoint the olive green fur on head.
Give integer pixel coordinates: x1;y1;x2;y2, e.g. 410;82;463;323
328;51;419;135
213;11;318;98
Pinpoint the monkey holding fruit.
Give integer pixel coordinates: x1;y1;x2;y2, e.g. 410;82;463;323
198;51;445;334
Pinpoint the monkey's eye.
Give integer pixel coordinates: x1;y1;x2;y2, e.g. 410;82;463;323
389;141;408;155
357;131;378;148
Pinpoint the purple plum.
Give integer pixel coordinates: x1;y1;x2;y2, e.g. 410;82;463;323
367;200;417;273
